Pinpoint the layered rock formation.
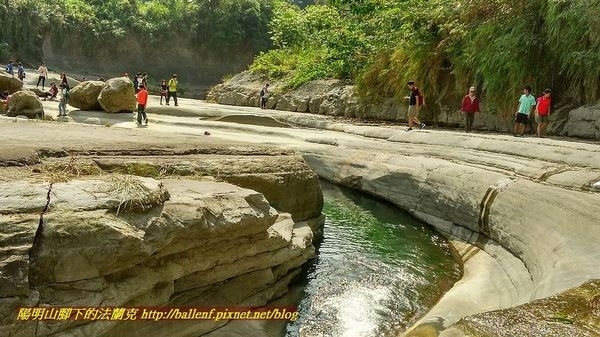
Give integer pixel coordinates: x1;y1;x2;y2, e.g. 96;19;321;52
0;122;323;337
207;71;600;140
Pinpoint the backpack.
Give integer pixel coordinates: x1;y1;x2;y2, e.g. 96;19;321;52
63;89;70;100
260;88;265;97
414;87;424;106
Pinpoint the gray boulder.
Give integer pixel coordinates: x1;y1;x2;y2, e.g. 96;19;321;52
69;80;104;110
6;90;44;119
560;105;600;140
0;71;23;94
98;77;136;113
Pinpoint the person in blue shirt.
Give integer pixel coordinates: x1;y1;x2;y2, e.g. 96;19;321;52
5;60;14;76
514;85;537;137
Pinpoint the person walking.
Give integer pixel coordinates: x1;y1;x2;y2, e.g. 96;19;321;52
406;81;425;131
36;63;48;89
58;83;69;116
159;79;167;105
260;83;270;109
535;89;552;138
136;84;149;126
514;85;537;137
460;86;480;133
166;74;178;106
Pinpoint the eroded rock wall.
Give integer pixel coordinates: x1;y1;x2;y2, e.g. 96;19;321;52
208;71;600;139
0;143;322;337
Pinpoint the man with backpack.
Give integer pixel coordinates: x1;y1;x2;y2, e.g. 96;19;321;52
406;81;426;131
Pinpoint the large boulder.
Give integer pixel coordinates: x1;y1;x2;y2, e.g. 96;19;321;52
559;105;600;140
0;71;23;94
6;90;44;119
68;80;104;110
97;77;136;113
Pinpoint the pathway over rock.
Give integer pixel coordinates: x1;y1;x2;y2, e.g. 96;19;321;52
1;97;599;336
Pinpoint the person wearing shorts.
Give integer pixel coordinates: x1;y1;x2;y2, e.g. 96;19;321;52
514;85;536;137
535;89;552;138
406;81;425;131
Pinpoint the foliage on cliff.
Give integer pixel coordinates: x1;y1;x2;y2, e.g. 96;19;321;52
250;0;600;114
0;0;276;63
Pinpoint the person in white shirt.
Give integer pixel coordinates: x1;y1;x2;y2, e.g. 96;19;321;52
36;63;48;90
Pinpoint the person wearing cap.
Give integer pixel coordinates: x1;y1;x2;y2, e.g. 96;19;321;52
167;74;178;106
460;86;481;133
36;63;48;89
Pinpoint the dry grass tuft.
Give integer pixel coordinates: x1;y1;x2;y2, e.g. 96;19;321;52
106;174;164;214
36;154;103;183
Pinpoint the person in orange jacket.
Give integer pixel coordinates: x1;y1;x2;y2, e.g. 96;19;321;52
136;84;149;126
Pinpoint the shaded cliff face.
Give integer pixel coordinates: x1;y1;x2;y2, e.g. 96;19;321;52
41;34;254;99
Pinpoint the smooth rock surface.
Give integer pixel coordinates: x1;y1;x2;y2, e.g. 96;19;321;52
69;80;104;110
98;77;136;113
6;90;44;119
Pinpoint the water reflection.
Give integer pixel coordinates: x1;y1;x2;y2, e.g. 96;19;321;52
287;181;461;337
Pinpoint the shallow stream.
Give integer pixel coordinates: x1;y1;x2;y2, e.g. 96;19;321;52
286;181;462;337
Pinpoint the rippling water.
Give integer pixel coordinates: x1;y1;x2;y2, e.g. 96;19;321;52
286;181;461;337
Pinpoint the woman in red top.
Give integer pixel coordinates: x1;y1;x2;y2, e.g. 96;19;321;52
535;89;552;138
460;86;480;133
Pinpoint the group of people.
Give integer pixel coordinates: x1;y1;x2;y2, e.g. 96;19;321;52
458;84;552;138
4;60;26;81
133;73;179;127
407;81;552;138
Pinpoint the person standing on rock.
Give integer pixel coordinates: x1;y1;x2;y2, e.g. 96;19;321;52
460;86;480;133
166;74;178;106
5;60;14;76
405;81;425;131
136;84;149;126
159;79;168;105
514;85;536;137
60;73;69;90
17;63;25;81
36;63;48;89
535;89;552;138
58;83;69;117
260;83;269;109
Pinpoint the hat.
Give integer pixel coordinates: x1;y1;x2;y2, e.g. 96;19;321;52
469;87;476;92
173;74;178;77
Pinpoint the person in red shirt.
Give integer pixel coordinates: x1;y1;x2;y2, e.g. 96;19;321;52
535;89;551;138
460;86;480;133
136;84;149;126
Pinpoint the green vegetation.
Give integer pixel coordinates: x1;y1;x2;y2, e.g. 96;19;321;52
0;0;275;62
3;0;598;115
250;0;600;116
